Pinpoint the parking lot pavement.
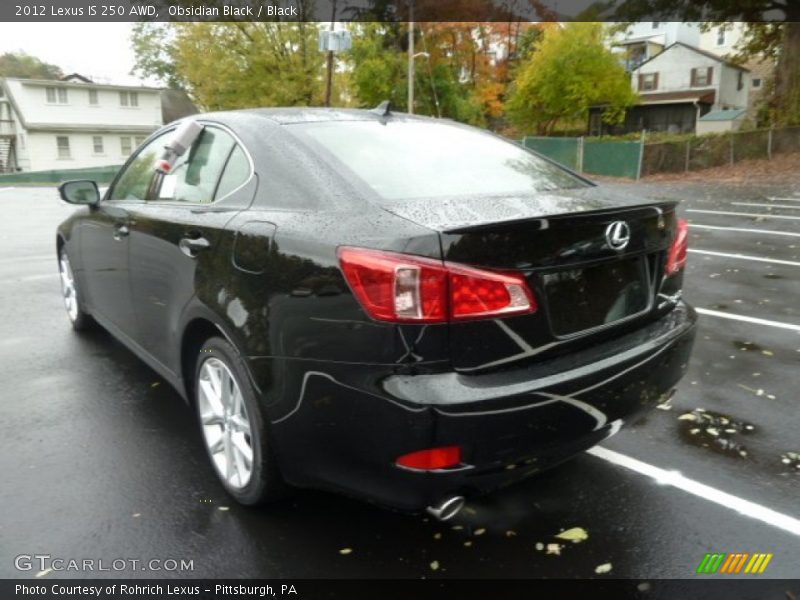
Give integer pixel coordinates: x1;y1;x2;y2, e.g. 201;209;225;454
1;184;799;581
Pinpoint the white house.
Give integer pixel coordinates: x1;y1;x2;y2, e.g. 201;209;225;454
699;23;773;121
0;74;163;173
590;42;750;135
610;22;701;71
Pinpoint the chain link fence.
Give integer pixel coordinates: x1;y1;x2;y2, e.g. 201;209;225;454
641;126;800;177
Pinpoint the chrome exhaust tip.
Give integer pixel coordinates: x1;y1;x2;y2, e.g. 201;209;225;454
426;496;465;521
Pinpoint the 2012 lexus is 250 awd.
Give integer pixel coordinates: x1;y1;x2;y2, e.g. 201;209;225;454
56;107;695;520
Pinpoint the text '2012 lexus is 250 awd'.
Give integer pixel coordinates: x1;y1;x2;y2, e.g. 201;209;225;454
56;106;695;520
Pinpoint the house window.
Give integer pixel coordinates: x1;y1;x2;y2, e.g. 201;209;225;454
134;135;145;147
46;87;67;103
120;91;139;107
56;136;70;159
89;89;98;105
716;27;726;46
752;78;762;89
93;136;104;154
639;72;658;91
691;67;713;87
120;136;132;156
737;71;745;91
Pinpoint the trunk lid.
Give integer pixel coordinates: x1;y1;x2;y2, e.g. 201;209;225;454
380;186;680;372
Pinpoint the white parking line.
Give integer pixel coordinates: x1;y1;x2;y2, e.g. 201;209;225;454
732;202;800;211
688;248;800;267
688;224;800;238
687;209;800;221
695;308;800;332
767;197;800;202
589;447;800;537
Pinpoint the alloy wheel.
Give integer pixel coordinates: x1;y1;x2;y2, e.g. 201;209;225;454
197;357;254;489
59;252;79;322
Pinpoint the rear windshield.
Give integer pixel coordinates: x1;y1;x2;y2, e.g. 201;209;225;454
293;120;588;202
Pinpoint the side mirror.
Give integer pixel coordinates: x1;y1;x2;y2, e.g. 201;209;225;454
59;180;100;206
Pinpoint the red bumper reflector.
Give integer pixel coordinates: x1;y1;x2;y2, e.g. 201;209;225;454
396;446;463;470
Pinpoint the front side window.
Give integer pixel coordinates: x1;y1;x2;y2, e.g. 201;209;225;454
92;136;104;154
294;121;586;202
56;136;70;159
108;132;170;201
156;127;237;204
120;136;132;156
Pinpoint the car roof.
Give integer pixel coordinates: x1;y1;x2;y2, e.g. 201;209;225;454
200;106;436;126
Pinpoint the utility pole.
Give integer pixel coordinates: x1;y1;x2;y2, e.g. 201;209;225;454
323;0;338;107
407;0;414;114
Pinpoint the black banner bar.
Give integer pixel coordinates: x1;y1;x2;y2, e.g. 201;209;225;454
3;579;800;600
0;0;791;23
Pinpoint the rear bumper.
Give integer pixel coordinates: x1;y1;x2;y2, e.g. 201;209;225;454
263;302;697;512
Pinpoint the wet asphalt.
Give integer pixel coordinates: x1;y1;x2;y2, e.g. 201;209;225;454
0;183;799;581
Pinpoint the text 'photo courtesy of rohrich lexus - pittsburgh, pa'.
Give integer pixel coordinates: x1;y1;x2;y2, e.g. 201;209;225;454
55;105;695;521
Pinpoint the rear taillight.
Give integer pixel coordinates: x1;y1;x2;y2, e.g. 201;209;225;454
396;446;462;470
665;218;689;277
337;247;536;323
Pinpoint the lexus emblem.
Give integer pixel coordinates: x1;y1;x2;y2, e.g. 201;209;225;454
605;221;631;251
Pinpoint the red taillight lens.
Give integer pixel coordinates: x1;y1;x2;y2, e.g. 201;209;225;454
665;218;689;277
337;247;536;323
396;446;462;470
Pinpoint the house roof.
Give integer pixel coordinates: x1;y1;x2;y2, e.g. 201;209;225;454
639;89;716;105
3;77;163;92
699;108;748;121
61;73;94;84
632;42;750;73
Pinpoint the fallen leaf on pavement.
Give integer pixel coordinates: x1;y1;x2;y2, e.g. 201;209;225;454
555;527;589;543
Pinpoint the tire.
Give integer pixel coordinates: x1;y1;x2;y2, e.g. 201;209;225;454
58;247;95;332
193;336;286;505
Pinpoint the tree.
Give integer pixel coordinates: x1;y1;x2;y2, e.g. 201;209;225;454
505;23;637;135
130;23;186;90
613;1;800;125
131;22;326;110
0;52;62;79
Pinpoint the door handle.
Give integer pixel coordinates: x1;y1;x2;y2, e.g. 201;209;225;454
113;224;129;241
179;236;211;257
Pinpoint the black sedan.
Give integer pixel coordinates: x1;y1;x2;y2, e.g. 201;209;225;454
56;107;696;520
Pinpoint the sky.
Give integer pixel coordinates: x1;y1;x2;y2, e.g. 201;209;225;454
0;22;154;85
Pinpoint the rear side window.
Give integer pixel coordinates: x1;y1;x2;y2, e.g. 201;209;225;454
157;128;236;204
294;121;586;202
215;145;250;200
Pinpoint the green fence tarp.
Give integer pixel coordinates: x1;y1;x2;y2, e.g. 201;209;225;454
523;137;580;171
583;140;641;179
0;165;122;186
